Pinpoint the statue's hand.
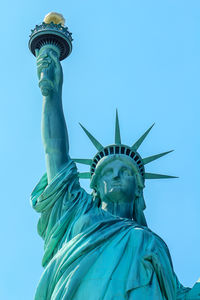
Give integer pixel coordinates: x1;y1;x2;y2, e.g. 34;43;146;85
186;281;200;299
36;47;63;97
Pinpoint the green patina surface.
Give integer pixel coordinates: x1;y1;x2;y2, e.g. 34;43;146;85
30;14;200;300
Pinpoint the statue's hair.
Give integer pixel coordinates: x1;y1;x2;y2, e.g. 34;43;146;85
132;183;147;226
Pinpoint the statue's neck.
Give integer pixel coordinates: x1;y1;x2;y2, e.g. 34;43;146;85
101;201;133;219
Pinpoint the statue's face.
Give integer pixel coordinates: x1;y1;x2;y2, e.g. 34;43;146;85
97;158;136;203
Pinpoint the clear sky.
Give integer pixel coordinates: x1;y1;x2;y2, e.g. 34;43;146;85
0;0;200;299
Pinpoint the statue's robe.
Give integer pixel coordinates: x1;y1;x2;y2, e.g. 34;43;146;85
31;160;190;300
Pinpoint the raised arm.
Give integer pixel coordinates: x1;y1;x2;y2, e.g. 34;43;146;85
36;45;69;182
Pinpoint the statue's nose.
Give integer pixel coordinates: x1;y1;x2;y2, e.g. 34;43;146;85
112;169;120;180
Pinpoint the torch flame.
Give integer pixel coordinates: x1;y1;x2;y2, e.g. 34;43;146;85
44;12;65;26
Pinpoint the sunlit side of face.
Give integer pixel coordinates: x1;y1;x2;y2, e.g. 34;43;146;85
97;158;136;204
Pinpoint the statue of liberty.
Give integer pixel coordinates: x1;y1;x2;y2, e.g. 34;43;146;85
29;13;200;299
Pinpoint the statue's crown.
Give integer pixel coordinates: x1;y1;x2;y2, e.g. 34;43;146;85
73;110;177;186
29;12;73;60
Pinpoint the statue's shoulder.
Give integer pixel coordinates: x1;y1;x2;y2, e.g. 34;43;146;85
132;224;170;253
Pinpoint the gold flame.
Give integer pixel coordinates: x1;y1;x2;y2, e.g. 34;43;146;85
44;12;65;26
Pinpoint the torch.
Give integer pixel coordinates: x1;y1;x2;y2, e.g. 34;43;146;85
28;12;73;95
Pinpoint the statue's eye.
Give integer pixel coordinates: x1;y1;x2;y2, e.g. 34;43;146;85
102;169;112;177
121;168;132;176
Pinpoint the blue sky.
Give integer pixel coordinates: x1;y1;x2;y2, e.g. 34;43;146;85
0;0;200;299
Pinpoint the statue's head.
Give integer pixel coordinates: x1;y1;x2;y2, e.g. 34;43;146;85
93;155;139;204
91;154;146;224
74;111;176;226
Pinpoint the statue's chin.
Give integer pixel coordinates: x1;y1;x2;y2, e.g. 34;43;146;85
105;188;129;203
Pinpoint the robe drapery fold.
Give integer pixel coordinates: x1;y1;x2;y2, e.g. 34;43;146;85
31;160;190;299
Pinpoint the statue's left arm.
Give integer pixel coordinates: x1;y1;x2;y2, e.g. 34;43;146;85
184;281;200;299
156;234;200;299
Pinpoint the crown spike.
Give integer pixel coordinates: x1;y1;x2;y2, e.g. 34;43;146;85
142;150;174;165
79;123;103;151
78;172;91;179
115;109;121;144
145;173;178;179
131;123;155;151
73;159;93;166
